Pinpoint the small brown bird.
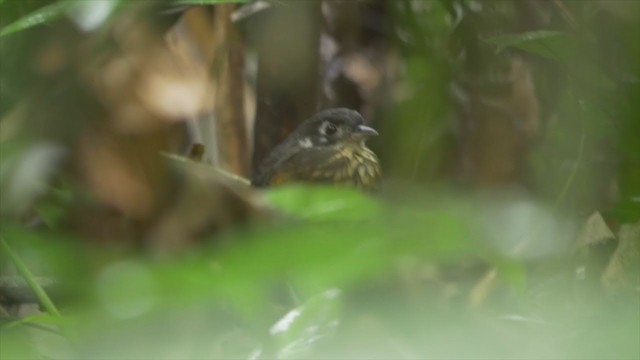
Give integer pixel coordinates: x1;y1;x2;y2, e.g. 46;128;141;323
252;108;381;190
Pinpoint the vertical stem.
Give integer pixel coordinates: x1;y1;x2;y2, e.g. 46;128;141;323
0;237;61;318
214;4;250;176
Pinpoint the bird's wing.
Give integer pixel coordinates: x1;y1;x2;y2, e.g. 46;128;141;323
251;138;302;186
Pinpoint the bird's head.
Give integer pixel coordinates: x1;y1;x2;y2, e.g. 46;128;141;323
293;108;378;149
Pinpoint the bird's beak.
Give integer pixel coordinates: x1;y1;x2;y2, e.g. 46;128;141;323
354;124;378;138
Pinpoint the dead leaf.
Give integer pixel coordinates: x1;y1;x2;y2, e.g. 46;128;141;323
574;211;616;250
77;127;172;221
602;221;640;294
468;269;498;309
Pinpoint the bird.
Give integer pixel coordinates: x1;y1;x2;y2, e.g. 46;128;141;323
251;108;381;190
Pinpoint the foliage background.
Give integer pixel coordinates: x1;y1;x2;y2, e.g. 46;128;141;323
0;0;638;359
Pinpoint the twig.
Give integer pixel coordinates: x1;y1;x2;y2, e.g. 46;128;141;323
552;0;580;31
163;153;251;186
0;237;61;318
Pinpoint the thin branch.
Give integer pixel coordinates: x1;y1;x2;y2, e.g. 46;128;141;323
0;237;61;318
553;0;580;31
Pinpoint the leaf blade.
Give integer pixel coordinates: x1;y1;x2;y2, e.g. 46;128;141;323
0;1;73;37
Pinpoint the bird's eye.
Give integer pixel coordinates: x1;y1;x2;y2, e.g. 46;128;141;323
324;123;337;136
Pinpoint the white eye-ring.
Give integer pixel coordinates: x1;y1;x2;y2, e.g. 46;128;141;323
321;122;338;136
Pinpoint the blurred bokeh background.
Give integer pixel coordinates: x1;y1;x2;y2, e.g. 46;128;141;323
0;0;638;359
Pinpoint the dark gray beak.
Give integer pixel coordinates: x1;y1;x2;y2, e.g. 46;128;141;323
355;124;378;137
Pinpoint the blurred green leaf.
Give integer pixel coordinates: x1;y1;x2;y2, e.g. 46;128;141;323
96;260;158;320
0;223;89;300
0;1;638;359
495;260;527;292
211;221;389;304
0;326;41;360
484;31;576;60
6;313;65;330
173;0;249;4
0;0;73;37
33;180;77;229
264;185;381;221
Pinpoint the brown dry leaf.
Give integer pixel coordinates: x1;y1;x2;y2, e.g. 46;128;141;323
72;6;217;231
77;126;173;221
166;5;252;176
574;211;616;250
166;6;217;68
602;221;640;294
4;4;264;250
94;44;214;133
137;49;213;121
86;7;215;134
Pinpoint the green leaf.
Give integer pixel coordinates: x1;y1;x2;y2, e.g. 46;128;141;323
264;185;381;221
495;260;527;292
33;181;77;229
6;313;65;330
0;326;41;360
172;0;249;4
0;1;74;37
483;31;576;60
